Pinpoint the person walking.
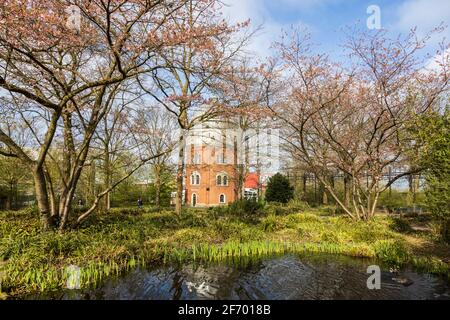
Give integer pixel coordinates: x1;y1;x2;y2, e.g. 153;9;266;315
137;197;143;210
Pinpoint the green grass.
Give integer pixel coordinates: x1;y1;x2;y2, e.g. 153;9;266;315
0;207;449;297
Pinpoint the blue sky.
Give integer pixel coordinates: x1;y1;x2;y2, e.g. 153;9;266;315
222;0;450;63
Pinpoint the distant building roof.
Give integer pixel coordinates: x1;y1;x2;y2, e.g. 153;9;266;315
245;173;259;189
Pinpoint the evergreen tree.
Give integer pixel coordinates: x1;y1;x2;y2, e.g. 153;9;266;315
265;173;294;204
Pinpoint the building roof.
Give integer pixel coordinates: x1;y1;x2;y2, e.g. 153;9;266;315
245;173;259;189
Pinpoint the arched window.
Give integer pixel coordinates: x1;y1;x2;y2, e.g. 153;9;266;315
191;172;200;186
216;173;229;186
219;194;226;204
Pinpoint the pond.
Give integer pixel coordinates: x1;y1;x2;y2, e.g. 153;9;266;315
24;254;450;300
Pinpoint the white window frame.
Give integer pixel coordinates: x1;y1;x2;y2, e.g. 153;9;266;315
191;172;201;186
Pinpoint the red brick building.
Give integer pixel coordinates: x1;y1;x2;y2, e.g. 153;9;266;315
185;131;238;207
182;120;279;207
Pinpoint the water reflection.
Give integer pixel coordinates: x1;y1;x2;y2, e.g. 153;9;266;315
27;254;450;300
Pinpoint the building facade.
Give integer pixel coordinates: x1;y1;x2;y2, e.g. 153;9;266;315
184;119;280;207
184;120;237;207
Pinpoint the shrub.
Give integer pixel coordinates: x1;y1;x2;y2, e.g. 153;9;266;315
389;218;413;233
111;208;142;216
413;111;450;243
320;231;340;243
226;199;265;216
265;200;309;216
321;205;339;216
212;220;264;241
260;215;285;232
372;240;410;266
207;205;227;216
293;213;322;223
265;203;291;216
297;227;314;239
427;221;445;242
179;211;209;228
172;228;206;243
287;199;310;212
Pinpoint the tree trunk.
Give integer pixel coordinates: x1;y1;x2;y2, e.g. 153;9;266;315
48;189;58;218
369;192;380;220
44;168;58;218
322;187;328;205
60;153;90;230
408;174;414;194
33;166;52;230
59;188;77;231
256;165;262;201
233;137;243;201
441;220;450;243
105;190;111;212
343;173;351;208
314;175;318;204
59;153;91;230
238;164;245;200
256;128;262;200
155;166;161;209
176;132;186;215
104;151;111;211
302;172;307;200
15;181;19;209
5;190;11;211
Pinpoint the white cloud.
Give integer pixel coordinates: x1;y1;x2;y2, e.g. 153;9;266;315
221;0;276;58
272;0;345;10
396;0;450;41
423;47;450;73
221;0;311;59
